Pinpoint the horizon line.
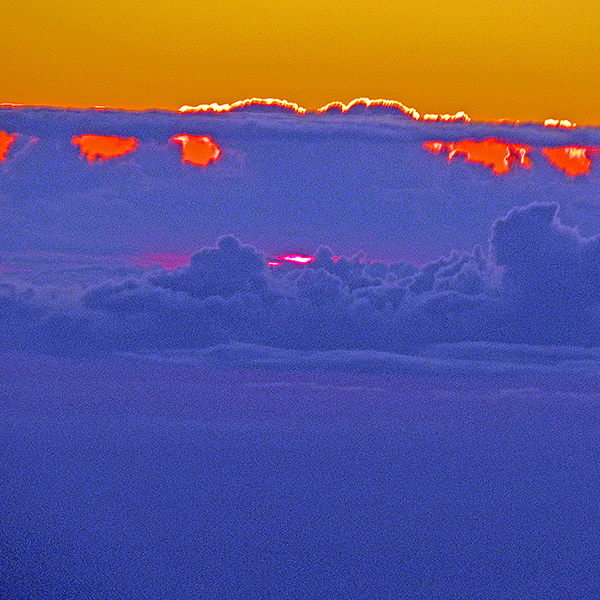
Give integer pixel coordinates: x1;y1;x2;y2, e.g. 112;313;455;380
0;98;583;128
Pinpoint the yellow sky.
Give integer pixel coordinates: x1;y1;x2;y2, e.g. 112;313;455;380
3;0;600;123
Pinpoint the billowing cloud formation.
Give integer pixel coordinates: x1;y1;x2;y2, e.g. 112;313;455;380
3;201;600;367
490;202;600;344
149;235;268;299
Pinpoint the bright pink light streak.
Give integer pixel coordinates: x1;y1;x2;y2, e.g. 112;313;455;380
278;254;315;264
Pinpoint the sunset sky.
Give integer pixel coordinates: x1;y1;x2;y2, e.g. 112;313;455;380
4;0;600;123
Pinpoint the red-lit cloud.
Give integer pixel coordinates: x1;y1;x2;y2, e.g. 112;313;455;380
72;135;138;161
426;139;600;176
542;146;598;176
0;131;17;161
424;139;532;174
169;135;221;167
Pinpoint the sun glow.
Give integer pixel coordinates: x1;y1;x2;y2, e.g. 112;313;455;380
169;135;221;167
420;111;471;123
131;253;191;270
71;135;138;161
316;98;421;119
0;132;17;161
425;139;532;174
5;97;583;127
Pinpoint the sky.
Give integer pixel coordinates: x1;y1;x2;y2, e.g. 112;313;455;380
3;0;600;123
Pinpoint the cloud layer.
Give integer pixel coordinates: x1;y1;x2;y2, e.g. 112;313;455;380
3;106;600;263
2;201;600;373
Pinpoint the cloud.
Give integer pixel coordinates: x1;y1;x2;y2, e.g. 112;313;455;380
490;202;600;344
4;106;600;263
2;107;600;368
71;135;138;162
169;135;221;167
149;235;269;299
0;198;599;374
117;341;600;378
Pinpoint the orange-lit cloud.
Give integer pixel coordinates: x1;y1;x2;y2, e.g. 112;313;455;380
169;135;221;167
0;132;17;161
71;135;138;161
542;146;598;176
424;139;532;175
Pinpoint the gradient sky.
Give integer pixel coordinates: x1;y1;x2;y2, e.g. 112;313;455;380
4;0;600;123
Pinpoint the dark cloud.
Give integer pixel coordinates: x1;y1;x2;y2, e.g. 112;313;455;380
490;202;600;344
150;235;269;300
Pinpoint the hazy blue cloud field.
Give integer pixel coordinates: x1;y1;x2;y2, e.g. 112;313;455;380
2;106;600;598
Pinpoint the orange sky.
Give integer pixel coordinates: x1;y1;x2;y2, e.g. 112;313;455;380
3;0;600;123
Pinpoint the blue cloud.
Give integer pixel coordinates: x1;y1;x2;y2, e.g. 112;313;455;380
0;199;599;373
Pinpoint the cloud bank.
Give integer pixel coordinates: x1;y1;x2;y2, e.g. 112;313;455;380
1;106;600;372
2;201;600;375
3;106;600;263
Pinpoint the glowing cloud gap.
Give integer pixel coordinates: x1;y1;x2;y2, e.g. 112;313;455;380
169;135;221;167
0;132;17;161
278;254;315;264
71;135;138;161
542;146;598;176
424;139;532;174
